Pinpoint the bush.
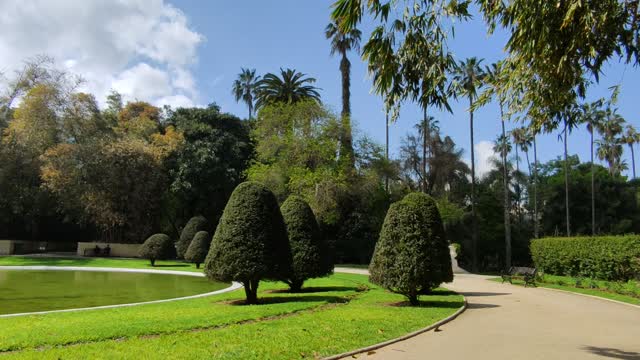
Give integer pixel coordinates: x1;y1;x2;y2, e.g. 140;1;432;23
176;215;209;259
139;233;175;266
204;181;292;304
184;231;211;269
530;235;640;281
281;196;332;291
369;192;453;305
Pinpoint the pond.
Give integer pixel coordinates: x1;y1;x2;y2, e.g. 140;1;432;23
0;269;228;315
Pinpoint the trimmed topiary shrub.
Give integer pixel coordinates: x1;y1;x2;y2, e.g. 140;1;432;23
184;231;211;269
204;181;292;304
281;196;332;292
139;233;175;266
530;236;640;281
176;215;209;259
369;192;453;305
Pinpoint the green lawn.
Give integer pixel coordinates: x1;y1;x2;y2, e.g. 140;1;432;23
0;256;463;359
490;275;640;306
0;255;203;272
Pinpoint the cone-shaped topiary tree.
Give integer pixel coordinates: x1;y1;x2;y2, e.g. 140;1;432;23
184;231;211;269
139;233;175;266
369;192;453;305
204;181;292;304
176;215;209;259
281;196;332;292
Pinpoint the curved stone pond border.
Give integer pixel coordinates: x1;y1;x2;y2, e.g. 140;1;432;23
0;266;242;318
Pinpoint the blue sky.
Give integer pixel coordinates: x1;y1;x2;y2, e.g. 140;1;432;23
176;0;640;177
1;0;637;177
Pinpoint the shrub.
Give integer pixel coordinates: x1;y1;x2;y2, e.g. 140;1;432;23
530;235;640;281
139;233;175;266
184;231;211;269
176;215;209;259
204;181;292;304
369;192;453;305
280;196;332;292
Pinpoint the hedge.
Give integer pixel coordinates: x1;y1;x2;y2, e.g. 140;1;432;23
184;231;211;269
139;233;175;266
176;215;209;259
530;235;640;281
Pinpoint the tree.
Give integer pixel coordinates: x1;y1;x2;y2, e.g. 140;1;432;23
280;196;332;292
369;192;452;305
452;57;485;272
62;92;111;143
623;125;640;178
326;22;361;170
185;231;211;269
510;126;532;220
254;68;321;110
232;68;260;119
176;215;209;259
139;233;175;266
204;182;292;304
596;109;626;175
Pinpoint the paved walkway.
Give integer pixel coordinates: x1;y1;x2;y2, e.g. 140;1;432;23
335;269;640;360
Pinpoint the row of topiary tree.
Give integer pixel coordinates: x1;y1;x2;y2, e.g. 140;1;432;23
140;181;453;305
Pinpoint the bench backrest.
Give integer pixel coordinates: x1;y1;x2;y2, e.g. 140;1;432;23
510;266;536;275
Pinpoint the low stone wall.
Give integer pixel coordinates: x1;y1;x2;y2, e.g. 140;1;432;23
0;240;46;255
77;242;142;258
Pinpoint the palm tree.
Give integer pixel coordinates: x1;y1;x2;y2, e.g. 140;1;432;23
596;109;625;175
580;101;605;235
558;107;581;237
529;125;540;238
254;68;321;109
485;62;513;265
416;116;439;193
510;127;531;219
326;22;361;169
232;68;260;119
623;125;640;178
452;57;485;272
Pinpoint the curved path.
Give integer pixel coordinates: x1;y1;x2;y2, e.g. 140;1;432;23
335;268;640;360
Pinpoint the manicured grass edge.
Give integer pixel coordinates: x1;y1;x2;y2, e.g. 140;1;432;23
489;278;640;308
324;297;467;360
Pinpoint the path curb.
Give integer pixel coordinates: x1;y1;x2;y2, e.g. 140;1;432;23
323;297;468;360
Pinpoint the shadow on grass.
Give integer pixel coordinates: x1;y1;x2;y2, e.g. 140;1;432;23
460;292;511;297
269;286;362;294
467;303;500;309
389;299;464;309
583;346;640;360
151;264;191;268
226;295;350;306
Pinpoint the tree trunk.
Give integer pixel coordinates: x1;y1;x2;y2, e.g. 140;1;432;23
150;258;155;267
564;120;571;237
469;97;478;273
514;145;520;219
385;112;390;193
248;102;253;120
196;262;200;269
533;135;539;239
500;107;512;270
591;130;595;236
631;144;636;179
339;54;355;170
243;280;259;304
422;107;428;193
288;279;304;293
407;291;419;306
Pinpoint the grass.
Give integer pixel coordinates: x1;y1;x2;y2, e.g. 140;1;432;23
335;263;369;269
490;275;640;306
0;255;202;272
0;256;463;359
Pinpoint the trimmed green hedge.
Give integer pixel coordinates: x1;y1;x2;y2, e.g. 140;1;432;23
530;236;640;281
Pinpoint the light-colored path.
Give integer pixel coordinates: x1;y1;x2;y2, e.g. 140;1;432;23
335;270;640;360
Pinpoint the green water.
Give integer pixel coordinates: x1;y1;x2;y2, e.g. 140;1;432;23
0;270;228;315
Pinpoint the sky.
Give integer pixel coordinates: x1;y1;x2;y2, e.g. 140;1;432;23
1;0;638;178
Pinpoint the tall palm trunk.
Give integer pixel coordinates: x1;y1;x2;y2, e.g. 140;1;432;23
630;144;636;179
590;128;595;236
533;135;539;239
422;107;428;193
385;112;389;192
514;144;521;220
563;119;571;237
469;96;478;272
500;106;511;269
248;102;253;120
339;54;355;170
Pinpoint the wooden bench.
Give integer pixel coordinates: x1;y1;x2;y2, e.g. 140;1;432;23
83;246;111;257
501;266;537;287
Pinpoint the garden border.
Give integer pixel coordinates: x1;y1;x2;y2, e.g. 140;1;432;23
0;266;242;318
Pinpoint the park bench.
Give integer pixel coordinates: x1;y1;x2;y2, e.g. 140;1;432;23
83;245;111;257
501;266;537;287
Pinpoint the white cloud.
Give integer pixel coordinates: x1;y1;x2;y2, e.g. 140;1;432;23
0;0;204;108
466;140;497;178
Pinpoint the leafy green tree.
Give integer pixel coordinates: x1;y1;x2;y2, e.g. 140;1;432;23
204;182;292;304
281;196;332;291
254;68;321;110
369;192;452;305
452;57;485;270
185;231;211;269
139;233;175;266
176;215;209;259
325;22;361;170
232;68;260;119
